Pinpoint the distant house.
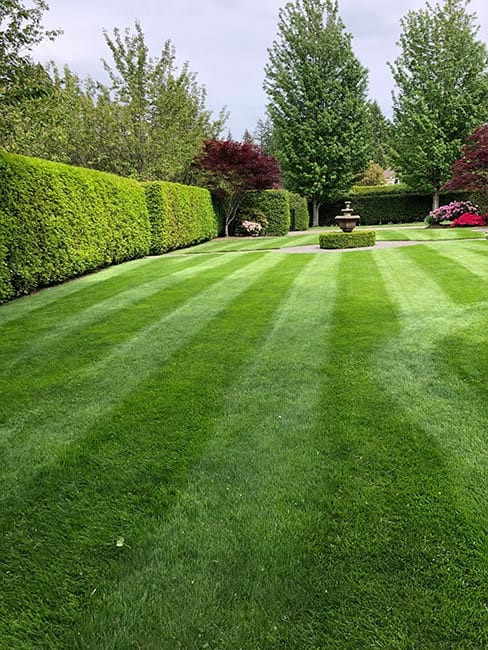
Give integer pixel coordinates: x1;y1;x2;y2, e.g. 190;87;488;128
383;168;399;185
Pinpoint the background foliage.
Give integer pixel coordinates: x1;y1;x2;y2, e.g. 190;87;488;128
318;185;467;226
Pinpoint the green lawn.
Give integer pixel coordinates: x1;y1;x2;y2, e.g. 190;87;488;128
1;239;488;648
183;226;484;253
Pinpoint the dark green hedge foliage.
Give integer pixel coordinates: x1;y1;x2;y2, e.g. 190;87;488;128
318;185;468;226
288;192;309;230
239;189;290;236
144;181;218;254
319;230;376;249
0;151;150;302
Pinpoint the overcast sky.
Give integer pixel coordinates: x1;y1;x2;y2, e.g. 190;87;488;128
32;0;488;138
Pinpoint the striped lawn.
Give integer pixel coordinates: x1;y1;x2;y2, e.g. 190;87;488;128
183;227;484;253
1;240;488;648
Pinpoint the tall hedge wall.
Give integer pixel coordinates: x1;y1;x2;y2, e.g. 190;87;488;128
144;181;218;253
289;192;309;230
0;151;150;302
239;189;290;236
318;185;468;226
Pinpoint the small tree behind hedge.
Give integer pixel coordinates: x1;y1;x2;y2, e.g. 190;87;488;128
195;139;281;236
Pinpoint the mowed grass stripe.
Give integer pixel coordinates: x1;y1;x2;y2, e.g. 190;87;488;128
301;252;488;648
0;255;159;325
0;253;282;489
0;252;251;431
423;240;488;279
0;254;311;648
375;228;483;241
69;253;341;649
374;243;488;535
1;253;235;372
400;243;487;305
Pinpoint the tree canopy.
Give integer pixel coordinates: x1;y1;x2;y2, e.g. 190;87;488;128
264;0;371;225
0;21;226;182
0;0;60;105
390;0;488;208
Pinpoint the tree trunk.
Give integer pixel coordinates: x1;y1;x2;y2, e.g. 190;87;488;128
224;220;230;237
312;199;320;227
432;190;440;211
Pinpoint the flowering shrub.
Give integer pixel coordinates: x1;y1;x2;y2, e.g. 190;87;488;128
450;212;487;227
241;220;263;235
425;200;479;225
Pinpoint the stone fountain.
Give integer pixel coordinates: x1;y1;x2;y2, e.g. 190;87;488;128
335;201;360;232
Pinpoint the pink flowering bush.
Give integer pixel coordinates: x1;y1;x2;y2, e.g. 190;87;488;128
450;212;486;227
241;220;263;235
425;200;479;225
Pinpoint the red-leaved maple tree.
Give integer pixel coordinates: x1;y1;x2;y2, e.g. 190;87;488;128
442;124;488;194
195;139;281;236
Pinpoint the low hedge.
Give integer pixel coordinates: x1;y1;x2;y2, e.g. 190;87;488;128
0;151;150;302
239;189;290;236
318;185;467;226
289;192;309;230
144;181;218;254
319;230;376;249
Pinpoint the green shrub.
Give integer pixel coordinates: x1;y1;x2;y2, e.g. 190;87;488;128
144;181;218;253
319;185;467;226
239;189;290;236
319;230;376;249
0;151;150;302
288;192;309;230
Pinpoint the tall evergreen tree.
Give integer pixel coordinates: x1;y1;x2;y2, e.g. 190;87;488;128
390;0;488;209
367;100;392;169
253;114;277;157
264;0;370;225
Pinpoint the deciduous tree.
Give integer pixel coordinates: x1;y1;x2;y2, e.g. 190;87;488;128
195;139;281;236
264;0;371;226
442;124;488;204
390;0;488;209
0;0;60;104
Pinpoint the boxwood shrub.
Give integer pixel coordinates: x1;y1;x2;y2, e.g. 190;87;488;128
144;181;218;253
318;185;468;226
288;192;309;230
319;230;376;249
238;189;290;236
0;151;150;302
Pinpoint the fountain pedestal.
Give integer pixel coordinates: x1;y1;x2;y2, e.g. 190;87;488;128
335;201;360;232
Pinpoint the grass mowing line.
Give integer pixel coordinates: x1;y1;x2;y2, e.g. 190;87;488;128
0;254;313;648
1;253;233;373
69;253;341;649
0;253;284;491
0;255;159;324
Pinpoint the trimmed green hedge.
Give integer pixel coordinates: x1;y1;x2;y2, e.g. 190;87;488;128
319;230;376;249
318;185;468;226
239;189;290;236
289;192;309;230
0;151;150;302
144;181;218;254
